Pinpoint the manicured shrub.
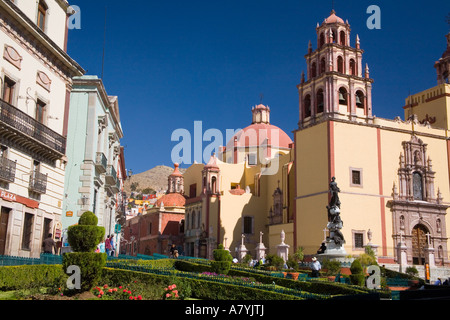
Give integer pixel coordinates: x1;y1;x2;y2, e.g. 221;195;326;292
63;211;106;292
62;252;107;291
349;259;365;286
67;211;105;252
0;265;66;291
211;244;232;275
78;210;98;226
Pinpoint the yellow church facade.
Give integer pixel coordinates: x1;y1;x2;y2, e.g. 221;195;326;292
180;10;450;269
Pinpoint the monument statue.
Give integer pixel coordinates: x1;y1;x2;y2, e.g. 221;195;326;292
326;177;345;246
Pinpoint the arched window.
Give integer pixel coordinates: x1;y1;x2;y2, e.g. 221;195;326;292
304;94;311;118
316;89;324;113
331;29;337;43
37;1;48;31
413;172;423;200
319;33;325;47
211;176;217;193
339;30;346;46
355;90;365;109
349;59;356;76
338;87;347;105
337;56;344;73
320;57;326;74
311;62;317;78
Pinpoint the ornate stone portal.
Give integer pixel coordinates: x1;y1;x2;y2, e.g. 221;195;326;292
389;135;449;266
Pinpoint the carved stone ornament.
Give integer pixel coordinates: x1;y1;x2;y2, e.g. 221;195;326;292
36;70;52;92
3;44;22;70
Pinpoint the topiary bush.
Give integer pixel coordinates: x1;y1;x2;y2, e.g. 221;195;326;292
349;259;365;286
67;211;105;252
63;211;106;292
211;244;233;275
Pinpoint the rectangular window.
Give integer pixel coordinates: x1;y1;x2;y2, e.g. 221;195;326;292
22;213;34;250
350;168;363;187
354;232;364;249
248;153;257;165
2;77;16;105
352;170;361;185
35;100;46;124
37;2;46;31
243;216;253;234
93;189;97;214
189;183;197;198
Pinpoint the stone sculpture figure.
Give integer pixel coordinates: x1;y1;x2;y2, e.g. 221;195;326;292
326;177;345;246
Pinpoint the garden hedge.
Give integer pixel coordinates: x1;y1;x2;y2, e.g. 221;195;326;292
0;265;66;291
100;267;304;300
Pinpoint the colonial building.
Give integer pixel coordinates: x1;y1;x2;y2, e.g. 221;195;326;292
179;10;450;279
62;75;125;245
0;0;84;257
293;11;450;271
122;163;186;256
182;105;295;259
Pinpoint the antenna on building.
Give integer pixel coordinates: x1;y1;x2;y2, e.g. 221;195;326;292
101;6;107;80
260;93;264;104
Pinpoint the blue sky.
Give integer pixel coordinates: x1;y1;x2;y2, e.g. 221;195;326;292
67;0;450;174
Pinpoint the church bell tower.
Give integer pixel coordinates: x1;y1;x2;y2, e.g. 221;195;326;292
297;10;374;129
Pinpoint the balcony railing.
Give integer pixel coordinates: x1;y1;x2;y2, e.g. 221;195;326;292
0;157;16;183
29;170;47;194
0;99;66;157
105;165;117;186
95;152;107;173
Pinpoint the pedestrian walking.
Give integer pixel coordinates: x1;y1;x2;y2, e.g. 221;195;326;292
105;235;111;256
109;234;115;256
310;257;321;278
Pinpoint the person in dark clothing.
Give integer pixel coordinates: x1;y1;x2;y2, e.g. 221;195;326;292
43;233;56;254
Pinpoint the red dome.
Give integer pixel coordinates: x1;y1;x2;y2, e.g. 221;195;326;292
227;123;293;149
324;10;344;24
156;193;186;207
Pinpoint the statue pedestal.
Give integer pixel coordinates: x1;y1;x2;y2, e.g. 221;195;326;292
317;240;348;263
277;243;289;263
255;242;266;261
237;244;249;262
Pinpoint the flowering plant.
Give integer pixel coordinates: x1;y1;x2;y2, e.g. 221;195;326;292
92;283;142;300
163;284;179;300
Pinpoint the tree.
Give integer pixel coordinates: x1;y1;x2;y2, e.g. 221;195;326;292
130;182;139;191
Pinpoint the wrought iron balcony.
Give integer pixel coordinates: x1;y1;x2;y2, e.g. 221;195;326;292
0;157;16;183
111;177;120;194
95;152;107;173
29;170;47;194
0;99;66;162
105;165;117;186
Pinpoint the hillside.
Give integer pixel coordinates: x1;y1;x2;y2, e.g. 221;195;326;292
123;165;187;195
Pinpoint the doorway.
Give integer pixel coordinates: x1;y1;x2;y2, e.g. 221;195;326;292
0;207;11;255
412;224;429;265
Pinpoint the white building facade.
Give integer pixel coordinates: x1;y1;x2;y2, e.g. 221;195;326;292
0;0;84;257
